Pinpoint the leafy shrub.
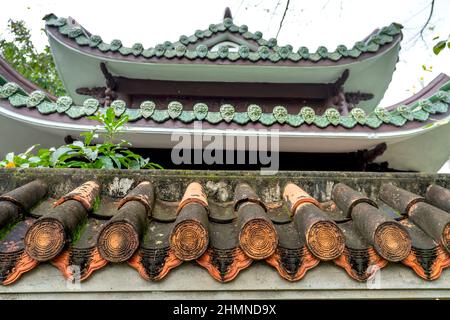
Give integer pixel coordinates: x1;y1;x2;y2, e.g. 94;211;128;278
0;107;163;170
0;19;66;96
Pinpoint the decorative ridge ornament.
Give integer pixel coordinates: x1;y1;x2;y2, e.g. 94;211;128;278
223;7;233;20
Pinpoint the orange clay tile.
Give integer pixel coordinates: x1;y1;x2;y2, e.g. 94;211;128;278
54;181;100;211
51;248;108;282
196;248;252;282
283;183;321;216
334;247;388;282
265;247;319;281
127;248;182;281
402;245;450;281
176;182;208;214
116;181;154;213
2;251;38;285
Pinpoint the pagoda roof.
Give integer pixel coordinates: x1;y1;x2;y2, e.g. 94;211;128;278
44;13;403;111
1;58;450;172
43;13;402;65
1;70;449;131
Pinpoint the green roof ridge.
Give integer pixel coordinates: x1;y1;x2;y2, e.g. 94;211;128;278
43;13;403;63
1;75;449;129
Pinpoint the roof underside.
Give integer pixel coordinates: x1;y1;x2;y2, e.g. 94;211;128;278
44;14;403;112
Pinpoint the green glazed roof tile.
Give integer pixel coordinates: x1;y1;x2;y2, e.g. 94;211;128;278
65;106;86;119
259;113;276;126
390;115;407;127
75;35;90;46
286;114;304;127
411;109;430;121
178;111;195;123
9;93;28;107
83;98;100;116
36;101;57;114
45;14;402;64
56;96;73;113
1;76;449;130
365;115;383;128
313;115;330;128
233;112;250;125
97;43;111;52
124;108;143;122
206;112;222;124
151;110;170;123
140;101;155;118
340;116;357;128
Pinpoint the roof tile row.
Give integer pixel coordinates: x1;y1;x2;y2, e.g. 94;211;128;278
1;175;450;285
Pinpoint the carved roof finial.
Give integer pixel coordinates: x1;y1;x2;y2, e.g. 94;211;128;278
224;7;233;20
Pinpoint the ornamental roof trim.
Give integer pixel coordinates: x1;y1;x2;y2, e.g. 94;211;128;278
43;13;403;64
1;74;449;129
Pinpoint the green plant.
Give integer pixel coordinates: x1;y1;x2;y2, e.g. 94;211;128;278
0;107;163;170
433;34;450;55
0;19;66;96
0;145;52;168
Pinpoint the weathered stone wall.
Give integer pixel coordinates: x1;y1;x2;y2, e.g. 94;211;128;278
1;168;449;203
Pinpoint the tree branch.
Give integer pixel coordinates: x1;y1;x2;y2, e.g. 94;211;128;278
276;0;290;39
419;0;435;43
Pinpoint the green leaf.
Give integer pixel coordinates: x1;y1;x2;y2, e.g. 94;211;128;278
50;146;72;165
80;131;96;145
38;148;50;157
109;155;122;169
23;144;38;155
433;40;446;55
28;156;41;163
83;147;98;161
99;156;114;169
64;161;90;168
0;20;66;96
72;141;84;148
129;160;141;170
146;162;164;169
422;123;435;129
5;152;14;163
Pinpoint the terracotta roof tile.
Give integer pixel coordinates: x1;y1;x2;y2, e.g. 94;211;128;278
1;170;450;285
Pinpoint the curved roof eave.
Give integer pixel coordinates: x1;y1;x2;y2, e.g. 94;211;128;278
43;14;403;67
0;72;448;134
44;14;403;111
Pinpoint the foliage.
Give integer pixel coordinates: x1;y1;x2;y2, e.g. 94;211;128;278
433;35;450;55
0;107;163;170
0;19;66;96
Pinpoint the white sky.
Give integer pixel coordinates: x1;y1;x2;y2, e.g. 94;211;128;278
0;0;449;108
